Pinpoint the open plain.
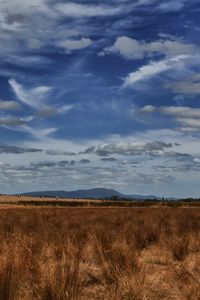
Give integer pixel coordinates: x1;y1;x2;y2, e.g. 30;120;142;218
0;200;199;300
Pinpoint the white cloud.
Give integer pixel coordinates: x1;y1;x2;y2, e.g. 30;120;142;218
57;105;74;114
59;38;92;52
161;106;200;118
161;106;200;131
176;118;200;128
140;105;200;132
37;104;74;117
37;106;57;118
83;141;173;156
123;55;188;87
9;79;52;109
140;106;200;119
55;3;123;17
0;100;20;111
0;0;58;57
0;117;25;126
14;125;58;140
167;74;200;95
102;36;144;59
6;55;50;67
28;39;42;49
102;36;197;60
157;1;184;12
140;105;157;113
0;0;52;18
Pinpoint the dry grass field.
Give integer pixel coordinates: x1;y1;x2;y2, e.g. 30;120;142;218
0;205;199;299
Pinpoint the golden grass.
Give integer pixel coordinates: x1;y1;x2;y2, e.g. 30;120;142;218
0;207;199;299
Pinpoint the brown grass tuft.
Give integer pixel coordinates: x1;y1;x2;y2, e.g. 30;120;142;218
0;207;199;299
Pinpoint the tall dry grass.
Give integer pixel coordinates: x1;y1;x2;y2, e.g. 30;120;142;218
0;207;199;299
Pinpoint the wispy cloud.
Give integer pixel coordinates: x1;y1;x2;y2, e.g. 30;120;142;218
157;1;184;12
140;105;200;132
0;144;42;154
9;79;52;109
55;3;125;17
20;125;58;140
59;38;92;53
0;117;26;126
123;55;188;87
167;74;200;95
0;100;20;111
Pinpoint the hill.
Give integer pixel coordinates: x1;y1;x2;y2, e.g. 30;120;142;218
21;188;160;200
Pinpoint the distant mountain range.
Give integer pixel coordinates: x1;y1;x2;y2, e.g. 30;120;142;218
21;188;162;200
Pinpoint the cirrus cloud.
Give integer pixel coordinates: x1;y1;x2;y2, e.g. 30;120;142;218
59;38;92;53
123;55;188;87
9;79;52;109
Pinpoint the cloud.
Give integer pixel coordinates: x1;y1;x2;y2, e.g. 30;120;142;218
0;0;52;17
55;3;124;17
140;105;200;119
0;101;20;111
0;0;54;41
37;104;74;118
59;38;92;53
149;150;192;160
0;144;42;154
37;106;58;118
28;39;42;49
160;107;200;132
123;55;188;87
0;117;25;126
153;157;200;173
46;150;76;156
80;159;90;164
5;55;51;68
9;79;52;109
101;36;144;59
176;119;200;130
140;105;157;113
167;74;200;95
70;160;76;165
57;105;74;114
83;141;173;156
31;160;72;169
140;105;200;132
161;106;200;118
134;172;175;184
30;161;58;168
20;126;57;140
157;1;184;12
102;36;197;60
100;157;118;162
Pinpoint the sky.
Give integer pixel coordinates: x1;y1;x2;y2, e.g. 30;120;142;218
0;0;200;197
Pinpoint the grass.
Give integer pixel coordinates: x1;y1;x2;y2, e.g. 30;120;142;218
0;207;199;299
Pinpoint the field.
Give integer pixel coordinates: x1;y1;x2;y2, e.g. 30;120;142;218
1;195;200;208
0;203;199;299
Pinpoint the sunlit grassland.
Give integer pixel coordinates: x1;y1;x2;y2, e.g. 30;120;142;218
0;206;199;299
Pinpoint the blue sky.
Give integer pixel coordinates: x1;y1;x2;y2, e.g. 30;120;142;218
0;0;200;196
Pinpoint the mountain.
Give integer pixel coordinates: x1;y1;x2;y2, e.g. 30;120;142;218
21;188;160;200
21;188;123;199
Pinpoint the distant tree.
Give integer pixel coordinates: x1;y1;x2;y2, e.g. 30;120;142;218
110;195;119;201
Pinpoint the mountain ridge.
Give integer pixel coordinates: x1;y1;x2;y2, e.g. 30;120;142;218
20;188;161;200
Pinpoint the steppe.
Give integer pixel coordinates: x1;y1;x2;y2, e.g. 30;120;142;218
0;197;199;299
